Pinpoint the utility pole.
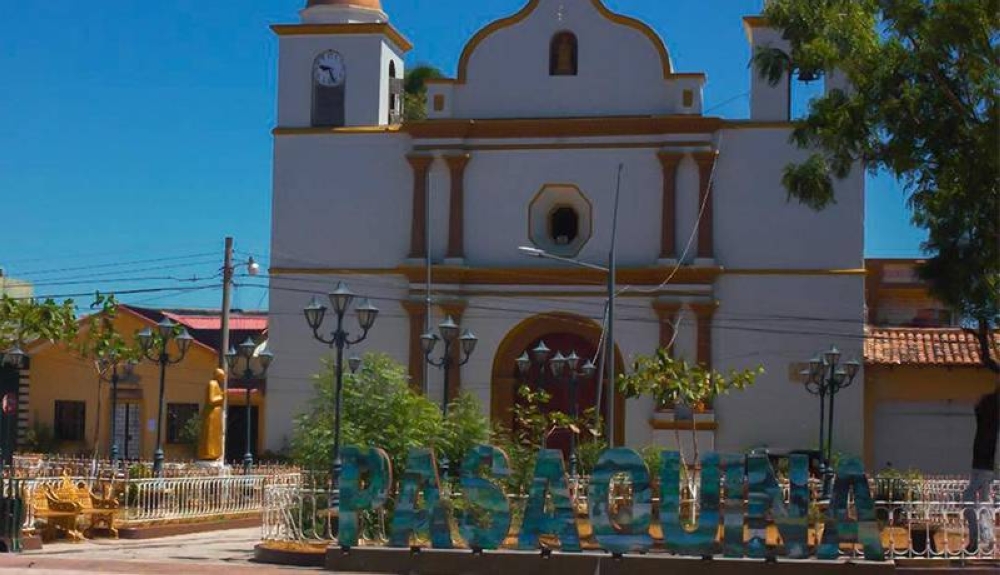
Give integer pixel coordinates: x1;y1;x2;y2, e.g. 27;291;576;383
607;164;623;446
219;236;234;464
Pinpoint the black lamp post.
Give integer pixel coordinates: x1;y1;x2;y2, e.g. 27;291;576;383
421;316;478;478
303;282;378;507
516;342;597;478
97;353;136;465
225;338;274;472
137;318;194;477
802;345;860;498
0;346;26;475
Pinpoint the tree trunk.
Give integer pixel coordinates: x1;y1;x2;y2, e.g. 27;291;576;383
973;318;999;374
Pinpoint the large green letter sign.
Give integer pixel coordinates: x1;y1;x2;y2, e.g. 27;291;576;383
388;448;453;549
589;448;653;555
518;449;581;552
458;445;512;550
339;446;392;548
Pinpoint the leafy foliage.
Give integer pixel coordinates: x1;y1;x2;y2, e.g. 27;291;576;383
617;349;762;410
0;295;78;350
76;293;140;368
290;353;490;478
755;0;999;370
402;64;443;122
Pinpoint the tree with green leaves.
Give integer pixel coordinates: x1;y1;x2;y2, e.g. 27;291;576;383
76;293;141;459
753;0;999;372
290;352;490;478
0;295;78;354
402;64;444;122
617;350;762;464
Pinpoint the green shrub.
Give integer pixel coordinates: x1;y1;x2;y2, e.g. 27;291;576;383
290;353;489;479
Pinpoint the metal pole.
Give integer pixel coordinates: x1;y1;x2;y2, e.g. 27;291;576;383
442;341;451;419
424;174;432;397
331;311;345;508
110;367;119;464
244;371;253;472
219;236;234;464
153;354;167;477
569;372;579;478
606;164;623;445
818;389;826;479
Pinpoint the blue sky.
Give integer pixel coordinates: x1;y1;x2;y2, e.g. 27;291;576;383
0;0;925;311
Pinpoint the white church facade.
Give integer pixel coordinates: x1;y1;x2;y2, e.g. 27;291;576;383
266;0;866;459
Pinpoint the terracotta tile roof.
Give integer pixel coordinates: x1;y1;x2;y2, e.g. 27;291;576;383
865;327;999;367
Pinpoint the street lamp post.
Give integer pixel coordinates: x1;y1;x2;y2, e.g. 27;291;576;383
97;354;136;465
518;246;616;445
801;345;860;498
225;338;274;473
421;316;478;477
303;282;379;507
0;346;26;476
516;342;597;478
137;318;194;477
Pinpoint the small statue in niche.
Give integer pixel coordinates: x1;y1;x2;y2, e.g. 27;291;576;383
551;32;578;76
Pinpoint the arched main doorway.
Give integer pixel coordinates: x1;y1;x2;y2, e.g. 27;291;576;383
491;312;626;447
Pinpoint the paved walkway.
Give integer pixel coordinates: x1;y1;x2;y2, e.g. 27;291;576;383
0;528;328;574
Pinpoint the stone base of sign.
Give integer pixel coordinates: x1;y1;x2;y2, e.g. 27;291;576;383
253;543;326;567
322;547;896;575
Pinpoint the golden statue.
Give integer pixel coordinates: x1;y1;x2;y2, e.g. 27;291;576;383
197;368;225;461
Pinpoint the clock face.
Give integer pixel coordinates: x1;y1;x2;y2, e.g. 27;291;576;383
314;51;346;88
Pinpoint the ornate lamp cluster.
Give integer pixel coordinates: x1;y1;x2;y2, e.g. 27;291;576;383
516;341;597;478
225;338;275;472
303;281;379;505
137;318;194;477
801;345;860;498
420;315;478;479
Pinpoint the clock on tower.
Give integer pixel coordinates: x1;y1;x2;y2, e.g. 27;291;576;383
272;0;411;129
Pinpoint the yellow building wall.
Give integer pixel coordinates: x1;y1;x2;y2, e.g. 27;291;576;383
27;310;268;461
863;364;998;469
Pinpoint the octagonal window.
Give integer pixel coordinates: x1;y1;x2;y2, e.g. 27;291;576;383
529;185;592;256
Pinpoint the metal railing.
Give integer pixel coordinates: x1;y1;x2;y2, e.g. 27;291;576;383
125;473;300;523
262;471;388;545
20;472;301;532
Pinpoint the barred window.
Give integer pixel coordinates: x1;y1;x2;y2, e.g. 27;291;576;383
54;401;86;441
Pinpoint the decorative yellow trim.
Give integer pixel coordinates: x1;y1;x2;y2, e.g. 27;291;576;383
742;15;771;29
270;23;413;52
447;0;686;84
649;419;718;431
272;125;402;136
402;116;723;139
454;0;540;84
411;140;712;152
591;0;674;78
416;289;709;299
271;118;794;138
725;268;868;276
270;265;867;282
269;265;723;286
528;183;595;259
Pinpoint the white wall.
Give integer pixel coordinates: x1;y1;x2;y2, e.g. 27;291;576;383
451;0;689;119
271;134;413;269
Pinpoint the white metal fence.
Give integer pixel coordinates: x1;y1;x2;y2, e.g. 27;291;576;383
21;473;301;531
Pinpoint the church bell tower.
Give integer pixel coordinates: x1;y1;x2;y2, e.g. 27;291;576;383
273;0;410;129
